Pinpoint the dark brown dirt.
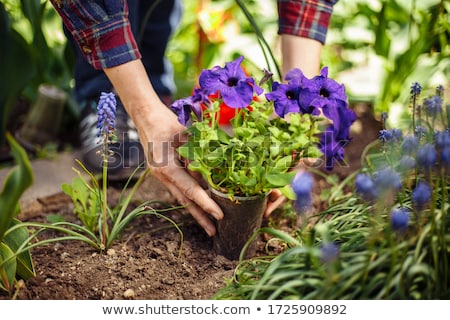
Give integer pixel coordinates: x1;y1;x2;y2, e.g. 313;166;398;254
0;103;380;300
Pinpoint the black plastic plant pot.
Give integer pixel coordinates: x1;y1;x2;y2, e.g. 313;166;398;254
210;187;268;260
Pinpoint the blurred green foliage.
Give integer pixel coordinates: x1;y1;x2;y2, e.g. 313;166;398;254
1;0;448;145
327;0;450;115
0;0;73;147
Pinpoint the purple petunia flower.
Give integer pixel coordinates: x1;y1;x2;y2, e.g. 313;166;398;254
171;87;207;126
292;170;314;213
198;56;263;109
170;96;201;126
299;67;348;123
355;173;377;201
390;208;410;232
320;242;339;263
97;92;117;138
265;81;302;118
412;181;432;209
334;106;357;141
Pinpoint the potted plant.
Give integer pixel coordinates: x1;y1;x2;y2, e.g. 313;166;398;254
170;56;356;260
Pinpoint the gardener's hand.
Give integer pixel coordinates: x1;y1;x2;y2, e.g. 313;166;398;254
264;189;286;217
104;60;223;237
143;106;224;236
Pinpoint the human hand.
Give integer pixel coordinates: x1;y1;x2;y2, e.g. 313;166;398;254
139;103;224;236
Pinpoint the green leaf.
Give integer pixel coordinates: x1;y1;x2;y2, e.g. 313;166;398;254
265;172;296;188
0;242;17;293
278;185;296;200
2;219;35;280
0;133;33;241
188;160;211;177
273;155;293;171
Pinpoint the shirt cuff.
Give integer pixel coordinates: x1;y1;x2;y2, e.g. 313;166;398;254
73;17;142;69
50;0;141;70
277;0;338;44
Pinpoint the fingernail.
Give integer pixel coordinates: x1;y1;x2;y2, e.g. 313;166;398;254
211;211;223;220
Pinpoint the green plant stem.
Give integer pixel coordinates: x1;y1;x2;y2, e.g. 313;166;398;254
101;137;109;249
234;0;282;81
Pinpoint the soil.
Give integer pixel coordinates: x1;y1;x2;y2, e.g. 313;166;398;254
0;103;381;300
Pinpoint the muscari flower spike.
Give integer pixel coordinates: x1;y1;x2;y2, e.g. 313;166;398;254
412;181;432;209
355;173;377;201
97;92;117;139
410;81;422;97
398;155;416;172
423;95;443;117
401;134;419;154
390;208;410;233
291;170;314;213
373;167;402;194
320;242;339;264
416;143;437;170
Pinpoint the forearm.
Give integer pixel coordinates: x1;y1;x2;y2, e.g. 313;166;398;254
103;60;181;142
104;60;161;121
281;35;322;78
277;0;338;77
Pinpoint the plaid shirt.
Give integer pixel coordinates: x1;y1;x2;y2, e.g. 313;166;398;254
51;0;337;70
50;0;141;69
277;0;338;44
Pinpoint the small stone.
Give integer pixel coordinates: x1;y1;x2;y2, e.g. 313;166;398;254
123;289;135;298
61;252;70;259
107;249;116;256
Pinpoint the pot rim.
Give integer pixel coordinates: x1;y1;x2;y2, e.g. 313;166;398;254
209;185;270;201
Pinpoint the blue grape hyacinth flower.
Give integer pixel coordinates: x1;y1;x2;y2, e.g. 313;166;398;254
97;92;117;139
412;181;432;210
390;208;410;233
292;170;314;213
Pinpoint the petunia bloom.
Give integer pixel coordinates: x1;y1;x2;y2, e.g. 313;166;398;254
198;56;263;109
265;81;302;117
299;67;348;124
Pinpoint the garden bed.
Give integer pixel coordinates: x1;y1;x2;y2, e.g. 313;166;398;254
0;103;379;300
